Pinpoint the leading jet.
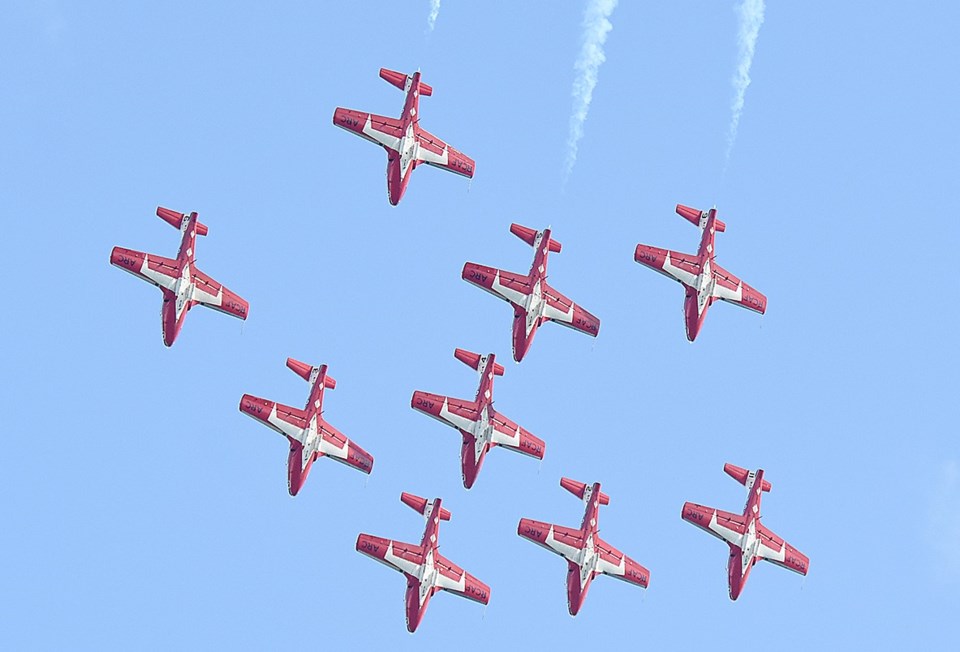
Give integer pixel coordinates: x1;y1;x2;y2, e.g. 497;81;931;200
333;67;475;205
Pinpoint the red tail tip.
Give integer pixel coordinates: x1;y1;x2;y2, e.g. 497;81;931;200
285;357;314;382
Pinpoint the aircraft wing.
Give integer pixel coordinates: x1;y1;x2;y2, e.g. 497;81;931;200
635;244;700;287
518;518;585;563
239;395;308;445
111;247;178;291
542;283;600;337
416;127;475;178
462;263;532;307
756;523;809;575
489;410;545;459
682;502;746;547
595;536;650;588
357;534;424;577
711;262;767;314
434;553;491;605
411;391;480;434
318;419;374;474
333;108;403;152
192;268;249;320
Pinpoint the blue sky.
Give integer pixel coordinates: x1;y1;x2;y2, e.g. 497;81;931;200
1;1;957;648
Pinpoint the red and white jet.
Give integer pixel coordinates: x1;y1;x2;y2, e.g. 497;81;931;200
333;67;475;205
518;478;650;615
462;224;600;362
110;206;248;346
357;492;490;633
239;358;373;496
411;348;545;489
634;204;766;341
682;463;809;600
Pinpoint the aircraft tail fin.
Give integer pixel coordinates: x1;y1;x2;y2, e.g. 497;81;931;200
510;223;562;252
401;492;451;521
676;204;726;233
724;463;771;492
285;358;337;389
379;68;432;96
157;206;208;235
454;348;504;376
560;477;610;505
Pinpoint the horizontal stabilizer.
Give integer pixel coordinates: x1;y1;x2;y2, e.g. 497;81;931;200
379;67;433;96
285;358;336;389
560;477;610;505
724;463;771;492
676;204;725;233
157;206;208;235
454;348;504;376
510;223;562;252
401;492;451;521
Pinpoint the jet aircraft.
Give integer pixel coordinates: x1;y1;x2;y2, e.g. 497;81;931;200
518;478;649;615
634;204;766;341
239;358;373;495
682;463;809;600
357;492;490;632
411;348;545;489
110;206;248;346
462;224;600;362
333;67;475;205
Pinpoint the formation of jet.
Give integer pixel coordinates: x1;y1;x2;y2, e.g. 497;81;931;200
462;224;600;362
634;204;766;341
111;71;798;629
682;463;809;600
411;348;545;489
518;478;650;615
239;358;373;495
110;206;248;346
357;493;490;633
333;67;475;205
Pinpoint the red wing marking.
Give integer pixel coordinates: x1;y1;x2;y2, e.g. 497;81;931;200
757;523;809;575
518;518;584;561
192;267;248;320
542;283;600;337
682;502;746;546
411;391;479;433
711;262;767;314
595;536;650;588
435;553;490;604
357;534;424;575
239;395;307;443
634;244;700;287
319;420;374;474
333;108;403;151
462;263;532;307
490;411;545;459
416;127;475;178
111;246;178;291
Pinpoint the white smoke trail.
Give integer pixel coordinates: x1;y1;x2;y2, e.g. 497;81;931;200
427;0;441;33
563;0;618;183
725;0;765;165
